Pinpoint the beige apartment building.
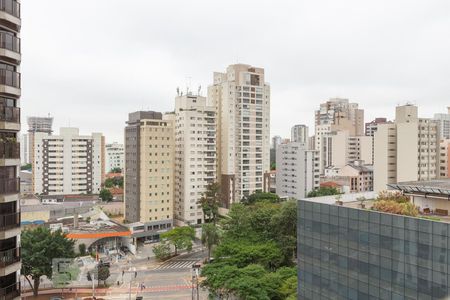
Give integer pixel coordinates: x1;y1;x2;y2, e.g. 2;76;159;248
174;93;216;225
32;128;104;195
0;1;21;298
374;104;440;192
124;111;175;240
321;130;373;173
439;139;450;178
314;98;364;172
208;64;270;207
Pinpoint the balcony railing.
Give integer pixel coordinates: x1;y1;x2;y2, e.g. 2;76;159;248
0;32;19;53
0;282;20;300
0;142;19;159
0;178;19;194
0;0;20;18
0;106;19;123
0;212;20;231
0;247;19;267
0;69;20;88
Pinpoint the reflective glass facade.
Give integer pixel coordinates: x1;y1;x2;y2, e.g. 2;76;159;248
298;200;450;300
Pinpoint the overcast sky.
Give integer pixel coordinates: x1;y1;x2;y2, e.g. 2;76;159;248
21;0;450;143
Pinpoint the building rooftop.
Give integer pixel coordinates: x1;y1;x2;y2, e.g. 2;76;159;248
388;179;450;196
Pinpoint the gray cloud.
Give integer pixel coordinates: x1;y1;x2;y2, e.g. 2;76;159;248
21;0;450;142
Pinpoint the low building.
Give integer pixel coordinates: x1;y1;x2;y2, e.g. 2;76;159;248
298;189;450;299
337;160;373;192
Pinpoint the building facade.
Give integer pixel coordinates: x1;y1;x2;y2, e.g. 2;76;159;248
291;124;309;145
320;130;373;173
374;104;440;192
105;142;124;173
439;140;450;178
365;117;391;137
32;128;104;195
174;93;216;225
298;195;450;300
124;111;174;239
434;108;450;140
0;1;21;298
208;64;270;207
276;142;319;199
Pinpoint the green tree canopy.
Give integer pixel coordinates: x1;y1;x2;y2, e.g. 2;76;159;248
22;227;75;296
198;182;221;224
161;226;195;255
152;242;171;261
307;186;341;198
104;176;123;188
97;264;111;286
109;167;122;173
99;188;113;202
242;191;280;205
201;223;221;262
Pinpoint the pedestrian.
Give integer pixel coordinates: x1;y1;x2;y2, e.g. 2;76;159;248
117;281;120;286
147;256;150;261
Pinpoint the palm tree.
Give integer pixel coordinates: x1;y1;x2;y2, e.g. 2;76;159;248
201;223;220;262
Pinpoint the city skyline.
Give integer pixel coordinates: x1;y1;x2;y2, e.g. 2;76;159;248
21;0;450;142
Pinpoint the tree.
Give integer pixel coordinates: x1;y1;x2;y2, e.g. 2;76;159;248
99;188;113;202
242;191;280;205
110;167;122;173
307;186;341;198
152;242;171;261
21;227;75;296
21;163;32;170
199;182;221;224
97;264;110;286
161;226;195;255
201;223;220;262
78;243;86;256
104;176;123;188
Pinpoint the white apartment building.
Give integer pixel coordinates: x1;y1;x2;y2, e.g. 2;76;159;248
276;142;319;199
434;107;450;139
208;64;270;207
320;130;373;173
105;142;124;173
20;133;29;165
174;93;216;225
374;104;440;192
291;124;309;145
33;128;105;195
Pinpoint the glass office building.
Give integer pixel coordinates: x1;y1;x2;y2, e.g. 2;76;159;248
298;199;450;300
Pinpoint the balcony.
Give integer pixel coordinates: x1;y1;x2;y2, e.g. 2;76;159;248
0;70;20;97
0;106;19;124
0;32;19;64
0;142;18;159
0;247;19;267
0;212;19;231
0;178;19;195
0;282;20;300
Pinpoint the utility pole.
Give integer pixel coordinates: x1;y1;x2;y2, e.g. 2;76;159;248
191;264;201;300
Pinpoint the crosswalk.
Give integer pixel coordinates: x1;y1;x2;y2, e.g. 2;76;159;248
154;259;200;270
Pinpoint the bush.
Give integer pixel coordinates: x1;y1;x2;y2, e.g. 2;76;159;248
371;200;418;217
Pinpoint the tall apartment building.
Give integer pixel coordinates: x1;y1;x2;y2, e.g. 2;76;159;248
315;98;364;171
291;124;309;145
33;128;104;195
0;1;21;298
105;142;124;173
434;107;450;139
374;104;440;192
208;64;270;207
439;139;450;178
321;130;373;173
365;117;391;136
124;111;175;238
276;142;319;199
174;93;216;225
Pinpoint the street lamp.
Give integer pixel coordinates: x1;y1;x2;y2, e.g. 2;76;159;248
191;263;201;300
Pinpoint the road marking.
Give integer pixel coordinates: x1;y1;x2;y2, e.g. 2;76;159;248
154;259;200;270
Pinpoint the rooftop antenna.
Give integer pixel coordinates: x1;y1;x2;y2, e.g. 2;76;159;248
176;87;180;96
198;85;201;96
186;76;192;95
